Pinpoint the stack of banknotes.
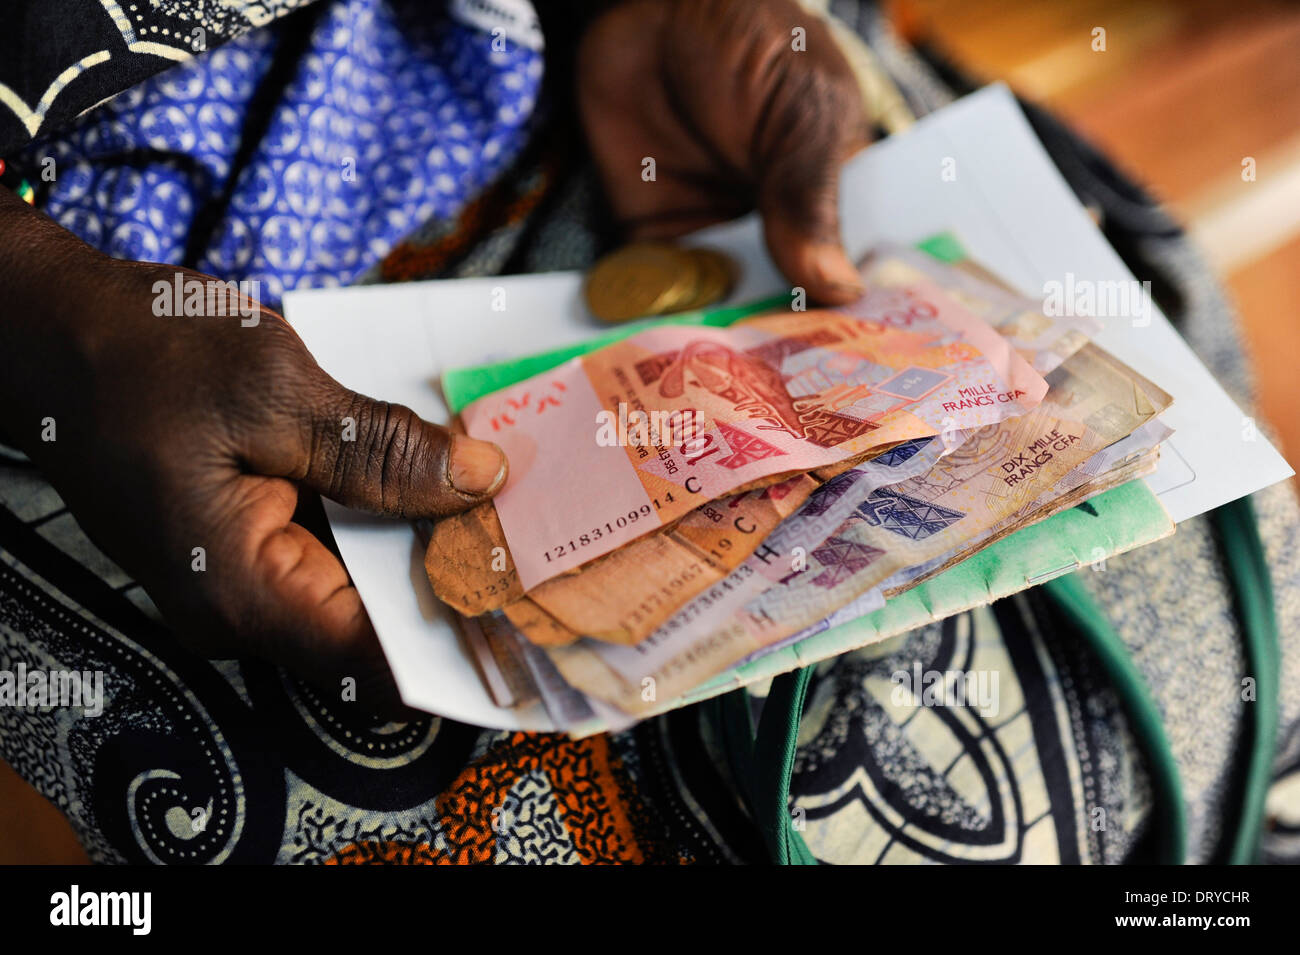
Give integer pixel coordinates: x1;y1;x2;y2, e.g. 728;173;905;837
421;243;1174;732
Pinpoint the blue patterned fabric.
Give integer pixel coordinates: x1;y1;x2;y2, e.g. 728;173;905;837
21;0;544;307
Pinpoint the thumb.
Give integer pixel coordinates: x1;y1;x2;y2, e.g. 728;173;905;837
302;383;508;518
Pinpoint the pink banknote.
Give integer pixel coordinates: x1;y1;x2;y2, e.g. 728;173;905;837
462;284;1047;589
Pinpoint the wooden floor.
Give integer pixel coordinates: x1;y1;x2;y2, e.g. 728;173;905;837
901;0;1300;471
0;756;87;864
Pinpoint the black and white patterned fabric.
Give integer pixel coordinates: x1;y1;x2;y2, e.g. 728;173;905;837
0;0;313;156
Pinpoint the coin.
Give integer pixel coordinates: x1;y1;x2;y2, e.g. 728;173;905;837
583;242;697;323
584;243;740;323
675;247;736;311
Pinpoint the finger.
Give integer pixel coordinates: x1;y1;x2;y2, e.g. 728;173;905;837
753;61;870;305
202;475;415;718
302;380;507;519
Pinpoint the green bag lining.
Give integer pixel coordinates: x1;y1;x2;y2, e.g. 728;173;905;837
1043;572;1186;864
1211;495;1279;864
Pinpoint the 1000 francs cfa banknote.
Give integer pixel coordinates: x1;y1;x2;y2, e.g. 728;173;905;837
436;285;1047;594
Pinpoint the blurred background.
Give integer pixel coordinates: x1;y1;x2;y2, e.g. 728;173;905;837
894;0;1300;476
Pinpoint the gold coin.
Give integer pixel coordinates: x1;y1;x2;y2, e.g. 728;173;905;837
583;242;698;323
672;247;736;312
655;251;715;314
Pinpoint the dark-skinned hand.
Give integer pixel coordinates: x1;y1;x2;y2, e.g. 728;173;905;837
0;188;507;715
578;0;871;304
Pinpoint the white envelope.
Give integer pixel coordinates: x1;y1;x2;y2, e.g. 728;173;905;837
284;84;1292;731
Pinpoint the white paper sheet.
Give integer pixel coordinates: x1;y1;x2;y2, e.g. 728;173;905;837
284;84;1292;730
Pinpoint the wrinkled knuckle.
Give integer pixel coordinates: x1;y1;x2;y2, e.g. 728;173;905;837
349;400;428;515
373;405;411;513
375;406;433;516
329;392;379;502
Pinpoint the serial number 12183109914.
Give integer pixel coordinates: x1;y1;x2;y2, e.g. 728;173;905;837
540;493;677;564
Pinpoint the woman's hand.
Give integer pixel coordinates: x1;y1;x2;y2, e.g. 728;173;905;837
577;0;871;304
0;189;507;713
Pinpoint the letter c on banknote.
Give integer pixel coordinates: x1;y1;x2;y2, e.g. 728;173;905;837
734;516;756;534
685;476;702;494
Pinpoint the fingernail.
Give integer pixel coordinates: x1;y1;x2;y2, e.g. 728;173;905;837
811;245;864;299
450;437;508;496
